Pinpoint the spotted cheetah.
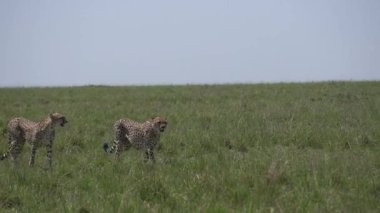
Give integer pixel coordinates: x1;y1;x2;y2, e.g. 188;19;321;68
103;116;168;162
0;113;68;167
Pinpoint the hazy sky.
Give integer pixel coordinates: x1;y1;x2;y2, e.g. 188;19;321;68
1;0;379;87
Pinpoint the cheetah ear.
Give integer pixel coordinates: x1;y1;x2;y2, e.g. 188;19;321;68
49;113;54;118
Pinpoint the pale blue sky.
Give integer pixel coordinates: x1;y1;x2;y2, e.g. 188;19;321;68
1;0;379;87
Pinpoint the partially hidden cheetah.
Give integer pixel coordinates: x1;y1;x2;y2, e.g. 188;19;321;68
103;116;168;162
0;113;68;167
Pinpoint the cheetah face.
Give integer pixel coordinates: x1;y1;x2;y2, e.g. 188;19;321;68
152;117;168;133
50;112;68;127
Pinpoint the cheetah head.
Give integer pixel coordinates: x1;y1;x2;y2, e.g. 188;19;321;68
50;112;68;127
151;117;167;133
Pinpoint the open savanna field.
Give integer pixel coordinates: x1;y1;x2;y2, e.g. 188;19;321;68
0;82;379;212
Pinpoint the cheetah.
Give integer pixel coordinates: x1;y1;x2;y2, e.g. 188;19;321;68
103;116;167;162
0;113;68;167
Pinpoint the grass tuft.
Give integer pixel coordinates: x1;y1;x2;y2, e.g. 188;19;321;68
0;195;21;209
0;82;379;211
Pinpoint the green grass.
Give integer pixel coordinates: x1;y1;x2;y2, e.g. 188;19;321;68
0;81;380;212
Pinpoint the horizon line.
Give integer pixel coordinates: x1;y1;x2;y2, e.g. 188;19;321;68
0;79;379;89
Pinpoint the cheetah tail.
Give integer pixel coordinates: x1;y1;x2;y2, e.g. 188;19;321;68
0;151;8;161
103;143;110;153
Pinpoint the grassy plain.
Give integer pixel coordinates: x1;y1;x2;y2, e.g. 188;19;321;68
0;81;379;212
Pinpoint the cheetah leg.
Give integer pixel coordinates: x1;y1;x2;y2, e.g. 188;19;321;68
29;144;37;166
113;124;125;157
144;150;149;161
125;141;132;151
114;141;123;160
9;139;24;164
46;143;53;168
10;139;20;160
144;148;155;163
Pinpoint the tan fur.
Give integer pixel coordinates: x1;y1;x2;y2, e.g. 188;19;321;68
104;116;167;162
1;113;68;167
